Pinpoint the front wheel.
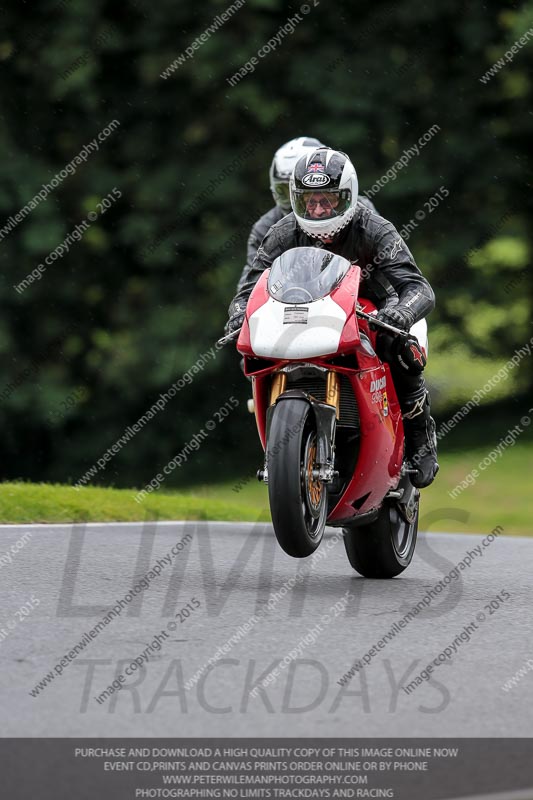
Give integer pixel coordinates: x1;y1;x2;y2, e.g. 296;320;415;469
343;487;419;578
268;398;328;558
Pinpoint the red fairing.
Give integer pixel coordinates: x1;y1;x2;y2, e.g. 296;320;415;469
330;265;361;353
234;268;274;447
246;270;270;316
236;314;252;355
356;296;380;351
328;365;403;522
252;374;270;450
237;271;270;357
232;252;406;526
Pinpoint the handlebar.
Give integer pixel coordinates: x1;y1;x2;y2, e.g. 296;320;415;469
216;328;241;347
355;306;410;339
217;308;410;348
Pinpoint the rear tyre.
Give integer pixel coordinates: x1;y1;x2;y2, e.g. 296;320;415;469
268;398;328;558
343;488;419;578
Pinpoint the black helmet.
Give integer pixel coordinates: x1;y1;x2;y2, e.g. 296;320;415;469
269;137;324;213
290;147;359;240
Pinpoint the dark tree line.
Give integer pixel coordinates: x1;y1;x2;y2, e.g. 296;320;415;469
0;0;531;487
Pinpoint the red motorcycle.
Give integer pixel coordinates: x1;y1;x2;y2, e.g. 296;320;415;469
222;247;425;578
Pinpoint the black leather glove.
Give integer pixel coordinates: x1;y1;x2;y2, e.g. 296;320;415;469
225;302;245;335
376;305;415;332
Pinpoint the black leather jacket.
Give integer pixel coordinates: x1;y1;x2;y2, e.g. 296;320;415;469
229;201;434;323
236;205;285;293
235;196;379;294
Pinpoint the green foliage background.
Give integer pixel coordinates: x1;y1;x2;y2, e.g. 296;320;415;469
0;0;531;488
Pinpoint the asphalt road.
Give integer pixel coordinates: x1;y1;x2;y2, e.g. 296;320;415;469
1;518;532;737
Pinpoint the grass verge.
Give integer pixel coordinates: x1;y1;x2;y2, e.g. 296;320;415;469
0;444;531;535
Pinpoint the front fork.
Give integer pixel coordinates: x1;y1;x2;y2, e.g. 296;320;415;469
258;369;340;484
270;372;287;405
325;370;340;418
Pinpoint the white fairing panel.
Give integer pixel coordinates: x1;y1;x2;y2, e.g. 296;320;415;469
410;318;428;355
249;297;346;359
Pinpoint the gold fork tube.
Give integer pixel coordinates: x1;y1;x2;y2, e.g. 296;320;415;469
270;372;287;405
326;371;340;418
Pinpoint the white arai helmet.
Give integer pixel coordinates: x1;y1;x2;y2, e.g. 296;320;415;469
290;148;359;241
269;137;324;214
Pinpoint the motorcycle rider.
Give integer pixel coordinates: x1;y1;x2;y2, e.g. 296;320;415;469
225;147;439;488
236;137;378;293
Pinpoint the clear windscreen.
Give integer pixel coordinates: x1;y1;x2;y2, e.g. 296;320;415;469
267;247;351;304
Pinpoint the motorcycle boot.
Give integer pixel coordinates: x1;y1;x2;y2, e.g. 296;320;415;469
401;388;439;489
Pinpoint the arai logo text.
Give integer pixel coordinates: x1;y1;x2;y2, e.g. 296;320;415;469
302;173;331;188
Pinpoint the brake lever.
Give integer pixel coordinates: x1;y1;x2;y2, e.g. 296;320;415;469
356;306;410;339
216;328;242;347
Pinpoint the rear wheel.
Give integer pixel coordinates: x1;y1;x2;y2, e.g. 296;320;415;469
268;399;328;558
343;481;419;578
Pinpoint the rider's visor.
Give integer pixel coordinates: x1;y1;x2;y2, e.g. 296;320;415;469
292;189;352;220
272;181;291;211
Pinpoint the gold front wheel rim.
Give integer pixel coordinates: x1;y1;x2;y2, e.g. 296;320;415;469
306;439;322;508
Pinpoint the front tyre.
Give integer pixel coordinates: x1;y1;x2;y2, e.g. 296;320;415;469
268;398;328;558
343;490;419;578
